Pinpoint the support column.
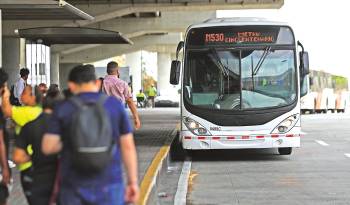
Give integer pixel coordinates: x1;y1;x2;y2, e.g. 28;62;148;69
59;63;81;89
50;53;60;86
125;51;142;100
2;37;21;86
157;52;174;95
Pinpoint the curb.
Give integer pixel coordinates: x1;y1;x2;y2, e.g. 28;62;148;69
137;124;180;205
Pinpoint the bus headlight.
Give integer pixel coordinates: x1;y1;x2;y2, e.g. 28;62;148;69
272;114;299;134
183;117;211;135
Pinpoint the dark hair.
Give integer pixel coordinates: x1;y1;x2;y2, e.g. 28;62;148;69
20;68;30;78
68;64;96;84
0;69;8;88
43;87;62;110
30;85;43;105
48;84;59;93
106;61;118;75
63;89;73;99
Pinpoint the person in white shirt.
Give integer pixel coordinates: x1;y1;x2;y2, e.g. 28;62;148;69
14;68;29;105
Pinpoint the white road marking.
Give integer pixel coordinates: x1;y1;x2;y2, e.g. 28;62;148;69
344;153;350;158
174;158;192;205
315;140;329;146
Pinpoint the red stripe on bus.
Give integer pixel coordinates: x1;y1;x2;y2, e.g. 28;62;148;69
184;136;191;140
286;134;294;137
212;137;220;140
227;136;235;140
242;136;249;139
256;136;265;139
198;136;206;140
271;134;279;138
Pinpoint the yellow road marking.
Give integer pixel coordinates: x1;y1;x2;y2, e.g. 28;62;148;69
137;123;180;205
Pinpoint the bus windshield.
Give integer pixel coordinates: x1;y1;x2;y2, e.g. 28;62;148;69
183;48;296;110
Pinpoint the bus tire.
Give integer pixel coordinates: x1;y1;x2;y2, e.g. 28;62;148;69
278;147;292;155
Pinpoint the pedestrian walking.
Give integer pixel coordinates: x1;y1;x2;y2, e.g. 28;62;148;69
147;84;157;108
42;64;139;205
1;84;43;204
0;70;11;205
102;61;141;129
13;88;62;205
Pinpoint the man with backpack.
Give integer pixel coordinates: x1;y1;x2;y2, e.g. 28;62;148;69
42;64;139;205
12;68;30;105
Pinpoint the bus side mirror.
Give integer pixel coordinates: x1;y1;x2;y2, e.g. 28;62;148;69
170;60;181;85
300;51;310;77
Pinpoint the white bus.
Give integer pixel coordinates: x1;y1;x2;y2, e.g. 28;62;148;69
170;18;310;155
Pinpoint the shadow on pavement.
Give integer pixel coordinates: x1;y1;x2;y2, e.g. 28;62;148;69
169;135;292;162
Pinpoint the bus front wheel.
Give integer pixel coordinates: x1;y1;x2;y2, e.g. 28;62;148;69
278;147;292;155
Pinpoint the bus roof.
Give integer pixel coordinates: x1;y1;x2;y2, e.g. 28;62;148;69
189;17;290;29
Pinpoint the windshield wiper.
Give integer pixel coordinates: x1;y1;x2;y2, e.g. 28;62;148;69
210;48;229;77
253;46;271;76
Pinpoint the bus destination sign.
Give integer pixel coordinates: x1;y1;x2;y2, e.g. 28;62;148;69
204;31;277;45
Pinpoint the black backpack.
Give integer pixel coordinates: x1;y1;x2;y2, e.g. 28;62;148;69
69;94;114;173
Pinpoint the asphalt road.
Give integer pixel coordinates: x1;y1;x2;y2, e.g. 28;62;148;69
182;113;350;205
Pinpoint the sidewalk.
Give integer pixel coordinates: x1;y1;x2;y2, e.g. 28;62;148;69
8;108;180;205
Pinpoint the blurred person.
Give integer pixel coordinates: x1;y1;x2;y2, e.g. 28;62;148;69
13;88;62;205
62;88;73;99
147;84;157;108
0;69;11;205
102;61;141;130
13;68;30;105
136;90;146;108
42;64;139;205
1;85;43;204
38;83;48;95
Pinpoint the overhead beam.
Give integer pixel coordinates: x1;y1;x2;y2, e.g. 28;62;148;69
52;11;213;54
144;44;178;54
65;1;283;27
60;33;182;63
2;0;283;36
0;0;56;5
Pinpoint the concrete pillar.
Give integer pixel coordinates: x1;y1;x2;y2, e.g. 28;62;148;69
59;63;80;89
157;52;174;95
50;53;60;86
125;51;142;99
2;37;21;86
19;38;26;68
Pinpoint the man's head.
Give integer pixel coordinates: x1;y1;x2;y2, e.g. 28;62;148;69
0;69;9;95
20;68;30;80
68;64;100;94
139;89;142;93
21;85;42;106
38;83;48;94
106;61;119;76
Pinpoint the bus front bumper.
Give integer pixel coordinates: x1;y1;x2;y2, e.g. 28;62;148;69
181;131;301;150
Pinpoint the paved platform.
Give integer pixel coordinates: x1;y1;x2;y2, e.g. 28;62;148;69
7;108;180;205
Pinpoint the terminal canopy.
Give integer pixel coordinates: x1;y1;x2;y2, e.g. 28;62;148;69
17;27;133;46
